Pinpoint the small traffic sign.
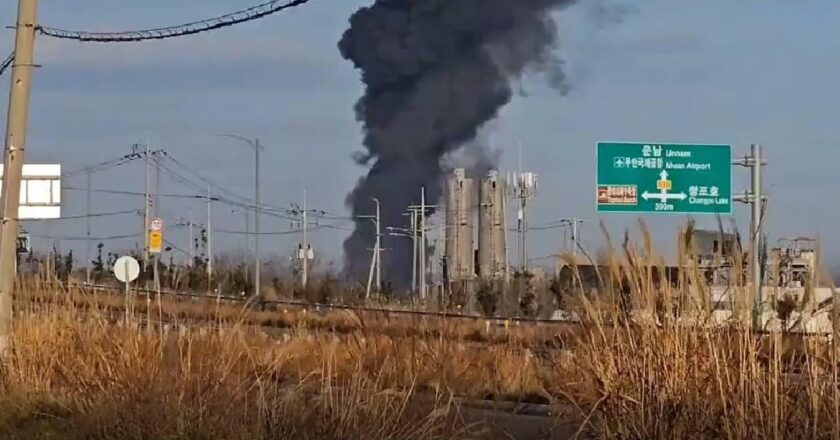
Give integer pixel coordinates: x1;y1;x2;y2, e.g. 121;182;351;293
149;231;163;254
597;142;732;214
114;256;140;283
150;218;163;232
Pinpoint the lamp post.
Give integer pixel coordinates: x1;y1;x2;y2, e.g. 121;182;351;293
217;134;262;297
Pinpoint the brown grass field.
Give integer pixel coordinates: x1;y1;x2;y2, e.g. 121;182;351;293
3;227;840;439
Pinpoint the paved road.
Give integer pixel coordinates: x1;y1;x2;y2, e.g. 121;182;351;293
455;401;584;439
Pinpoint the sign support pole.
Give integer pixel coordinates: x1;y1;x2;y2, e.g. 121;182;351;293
734;144;766;330
124;259;131;325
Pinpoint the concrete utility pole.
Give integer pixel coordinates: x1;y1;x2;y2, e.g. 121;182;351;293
254;139;261;297
217;134;262;297
734;144;766;330
188;220;194;266
407;190;438;301
85;168;92;284
206;185;213;293
374;198;381;292
411;209;417;294
0;0;38;353
302;188;309;289
154;151;160;219
362;198;381;299
153;151;161;292
420;187;427;300
560;218;586;258
360;197;382;298
143;140;151;272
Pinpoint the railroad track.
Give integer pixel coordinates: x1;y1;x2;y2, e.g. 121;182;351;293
24;281;573;327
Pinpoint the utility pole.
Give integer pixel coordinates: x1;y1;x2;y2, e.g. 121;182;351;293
154;151;160;220
375;198;381;292
188;219;194;267
217;134;262;297
153;151;161;292
254;139;261;298
142;140;150;272
411;209;417;294
734;144;766;330
0;0;38;353
302;188;309;289
206;185;213;293
362;198;381;299
420;187;427;300
176;216;201;268
519;197;528;271
406;189;437;301
559;218;586;258
85;168;92;284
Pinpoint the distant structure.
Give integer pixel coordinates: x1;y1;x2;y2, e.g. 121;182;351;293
689;229;743;287
444;168;476;283
767;237;819;288
478;171;507;282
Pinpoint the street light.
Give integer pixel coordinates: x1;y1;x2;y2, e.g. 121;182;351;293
216;134;263;298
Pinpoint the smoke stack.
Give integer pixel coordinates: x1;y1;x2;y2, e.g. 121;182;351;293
479;171;507;281
339;0;576;285
445;168;476;282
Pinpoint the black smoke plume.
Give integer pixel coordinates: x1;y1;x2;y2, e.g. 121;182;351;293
340;0;576;286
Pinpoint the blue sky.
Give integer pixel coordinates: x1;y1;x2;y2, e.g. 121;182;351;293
2;0;840;271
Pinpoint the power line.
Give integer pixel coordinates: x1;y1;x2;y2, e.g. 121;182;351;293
31;232;139;242
23;209;140;221
38;0;313;43
155;157;299;220
62;186;212;200
0;51;13;77
62;151;145;179
158;153;251;205
213;228;302;236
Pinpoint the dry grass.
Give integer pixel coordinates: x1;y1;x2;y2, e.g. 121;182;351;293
4;223;840;439
1;305;485;439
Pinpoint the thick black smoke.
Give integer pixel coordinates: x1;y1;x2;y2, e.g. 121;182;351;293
339;0;576;285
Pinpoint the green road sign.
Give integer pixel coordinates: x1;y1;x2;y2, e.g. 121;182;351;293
596;142;732;214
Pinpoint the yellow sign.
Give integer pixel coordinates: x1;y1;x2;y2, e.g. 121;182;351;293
656;179;672;191
149;231;163;254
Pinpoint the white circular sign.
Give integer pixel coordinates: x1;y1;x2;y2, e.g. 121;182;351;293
150;218;164;232
113;256;140;283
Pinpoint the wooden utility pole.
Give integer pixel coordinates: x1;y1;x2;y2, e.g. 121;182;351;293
0;0;38;353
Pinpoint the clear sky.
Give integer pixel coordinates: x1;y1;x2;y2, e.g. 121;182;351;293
2;0;840;272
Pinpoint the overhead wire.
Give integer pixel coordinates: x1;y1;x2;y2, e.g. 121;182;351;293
155;156;299;221
158;151;295;215
158;151;253;204
31;232;140;242
62;151;145;179
0;51;13;77
62;186;212;199
37;0;314;43
23;209;140;221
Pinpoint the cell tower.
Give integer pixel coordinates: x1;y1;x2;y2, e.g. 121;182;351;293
478;171;508;281
508;171;538;273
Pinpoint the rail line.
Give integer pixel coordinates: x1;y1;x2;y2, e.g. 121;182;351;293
20;281;832;339
32;281;571;326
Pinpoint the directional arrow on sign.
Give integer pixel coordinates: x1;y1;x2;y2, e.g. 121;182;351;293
659;170;669;181
642;191;687;202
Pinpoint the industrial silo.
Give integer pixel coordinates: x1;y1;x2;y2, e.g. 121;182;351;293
445;168;476;282
478;170;507;281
